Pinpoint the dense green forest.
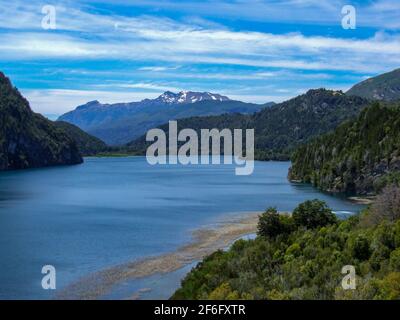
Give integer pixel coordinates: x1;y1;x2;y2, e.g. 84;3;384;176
289;102;400;195
128;89;368;160
0;72;82;170
172;185;400;300
54;121;108;156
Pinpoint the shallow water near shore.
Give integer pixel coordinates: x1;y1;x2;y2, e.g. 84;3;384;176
0;157;364;299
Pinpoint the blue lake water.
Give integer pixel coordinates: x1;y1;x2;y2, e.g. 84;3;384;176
0;157;364;299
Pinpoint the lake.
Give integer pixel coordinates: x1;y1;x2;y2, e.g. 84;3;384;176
0;157;364;299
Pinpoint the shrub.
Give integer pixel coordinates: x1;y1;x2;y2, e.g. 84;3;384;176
351;234;371;261
390;248;400;271
292;199;337;229
208;282;240;300
286;243;301;257
374;272;400;300
257;207;294;239
370;245;391;271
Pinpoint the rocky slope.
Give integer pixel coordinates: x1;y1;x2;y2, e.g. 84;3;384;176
347;68;400;101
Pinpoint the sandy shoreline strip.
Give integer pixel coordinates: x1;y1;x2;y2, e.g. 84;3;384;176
56;212;261;300
347;196;375;205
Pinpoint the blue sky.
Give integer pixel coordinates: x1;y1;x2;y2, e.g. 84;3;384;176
0;0;399;115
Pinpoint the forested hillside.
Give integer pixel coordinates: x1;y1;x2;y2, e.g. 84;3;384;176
289;102;400;195
0;72;83;170
128;89;369;160
54;121;108;156
172;186;400;300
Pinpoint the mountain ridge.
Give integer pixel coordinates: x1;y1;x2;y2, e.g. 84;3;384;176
0;72;83;171
58;91;273;145
127;88;369;160
154;90;231;104
54;121;108;156
346;68;400;101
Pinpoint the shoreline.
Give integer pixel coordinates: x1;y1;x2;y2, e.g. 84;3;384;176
347;196;375;205
56;212;261;300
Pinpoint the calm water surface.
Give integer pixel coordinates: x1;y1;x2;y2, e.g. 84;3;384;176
0;157;363;299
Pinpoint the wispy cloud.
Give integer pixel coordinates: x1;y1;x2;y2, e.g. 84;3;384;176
1;0;399;114
22;89;161;114
94;0;400;29
1;1;399;74
138;66;180;72
93;82;183;92
1;25;399;74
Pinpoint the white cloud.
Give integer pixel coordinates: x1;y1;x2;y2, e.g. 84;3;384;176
95;0;400;29
1;26;399;74
0;1;399;75
93;82;183;92
138;66;180;72
227;94;291;104
22;89;161;114
2;0;399;114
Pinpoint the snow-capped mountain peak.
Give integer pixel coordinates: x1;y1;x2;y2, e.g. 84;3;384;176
155;91;231;104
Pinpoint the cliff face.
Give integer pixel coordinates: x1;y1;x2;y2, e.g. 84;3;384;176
0;72;83;170
289;102;400;195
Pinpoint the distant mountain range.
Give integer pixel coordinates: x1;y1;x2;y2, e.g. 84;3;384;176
0;72;82;170
58;91;273;145
1;67;399;171
346;68;400;101
154;91;230;104
128;89;369;160
59;68;400;149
